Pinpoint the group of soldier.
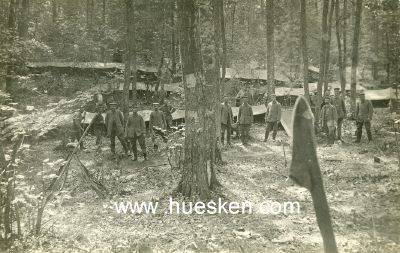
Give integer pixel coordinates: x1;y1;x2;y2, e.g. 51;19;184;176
72;87;375;159
72;101;175;161
221;87;375;147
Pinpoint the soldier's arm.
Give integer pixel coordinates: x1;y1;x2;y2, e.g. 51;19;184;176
355;102;359;119
333;107;338;123
250;106;254;124
265;103;270;122
369;101;374;120
238;107;242;123
149;113;153;130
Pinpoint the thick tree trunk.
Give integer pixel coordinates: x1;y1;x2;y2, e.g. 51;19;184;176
18;0;29;38
350;0;363;113
177;0;212;199
300;0;309;101
335;0;345;98
316;0;330;126
266;0;275;95
323;0;335;92
231;1;236;45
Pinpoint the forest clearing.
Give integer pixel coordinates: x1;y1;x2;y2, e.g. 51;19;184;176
1;0;400;252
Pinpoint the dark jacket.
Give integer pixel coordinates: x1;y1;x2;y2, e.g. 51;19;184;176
320;104;338;128
265;101;282;122
221;103;233;125
332;95;346;118
125;113;146;137
356;100;373;122
149;110;166;130
238;103;253;125
105;109;124;136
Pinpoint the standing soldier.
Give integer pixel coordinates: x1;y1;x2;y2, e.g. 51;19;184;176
264;94;281;142
238;96;253;146
220;96;233;145
72;107;85;149
105;102;128;156
319;96;338;146
160;101;175;130
92;106;104;145
149;102;167;151
354;91;373;143
332;88;346;141
125;106;147;161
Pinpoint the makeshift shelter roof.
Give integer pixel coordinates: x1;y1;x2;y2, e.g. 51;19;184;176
113;82;182;92
27;62;158;73
364;88;396;100
223;68;290;83
308;66;319;73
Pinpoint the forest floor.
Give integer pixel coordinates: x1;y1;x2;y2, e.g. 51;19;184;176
19;123;400;253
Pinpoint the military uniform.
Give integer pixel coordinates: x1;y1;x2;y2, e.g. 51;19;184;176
92;111;104;145
72;110;85;149
125;111;147;160
320;103;338;145
105;106;128;155
238;101;253;145
149;105;167;149
332;94;346;140
264;100;281;141
355;96;373;142
220;102;233;145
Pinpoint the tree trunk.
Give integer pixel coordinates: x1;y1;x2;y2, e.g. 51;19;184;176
350;0;363;114
316;0;330;126
371;11;379;80
231;1;236;45
300;0;309;101
100;0;106;62
385;31;390;84
17;0;29;38
171;0;177;75
335;0;345;97
342;0;347;88
52;0;57;23
323;0;335;92
177;0;212;199
5;0;16;93
124;0;136;116
266;0;275;95
220;0;227;95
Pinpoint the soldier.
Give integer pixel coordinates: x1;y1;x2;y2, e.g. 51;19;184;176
220;96;233;145
105;102;128;156
238;96;253;145
332;88;346;141
92;106;104;145
149;102;167;151
319;96;338;146
264;94;281;142
354;91;373;143
125;106;147;161
72;107;85;149
160;101;175;130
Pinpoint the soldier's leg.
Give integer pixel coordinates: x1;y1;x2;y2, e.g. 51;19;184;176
227;123;231;145
221;124;226;145
131;135;138;160
138;134;147;159
245;125;250;144
329;126;335;144
95;127;102;145
365;121;372;141
264;122;272;141
117;134;128;155
272;121;278;140
240;125;245;144
110;129;116;154
337;118;343;140
355;121;363;142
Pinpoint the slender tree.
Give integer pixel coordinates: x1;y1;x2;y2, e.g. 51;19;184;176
342;0;347;86
52;0;57;23
323;0;335;92
350;0;363;113
220;0;227;95
316;0;330;125
124;0;136;116
265;0;275;95
335;0;345;96
18;0;29;38
300;0;310;100
5;0;16;92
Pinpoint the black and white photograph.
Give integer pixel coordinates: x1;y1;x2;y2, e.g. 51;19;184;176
0;0;400;252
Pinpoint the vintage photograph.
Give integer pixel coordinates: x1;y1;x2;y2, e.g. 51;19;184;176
0;0;399;252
